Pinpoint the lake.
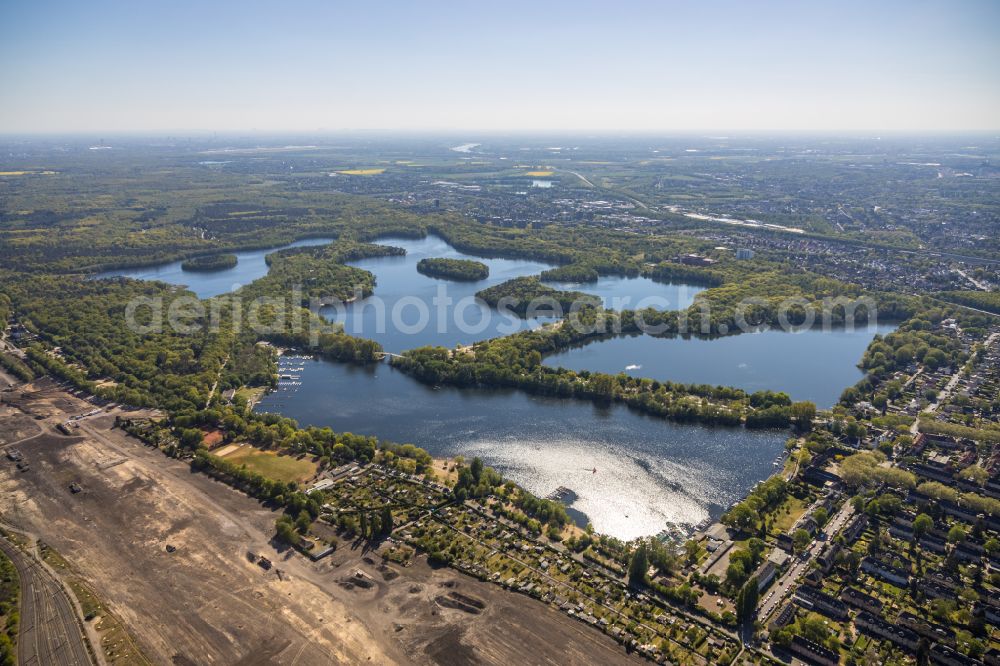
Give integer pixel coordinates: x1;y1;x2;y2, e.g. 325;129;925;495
94;237;336;300
256;356;788;541
544;325;896;408
319;235;703;352
99;232;884;540
98;234;704;352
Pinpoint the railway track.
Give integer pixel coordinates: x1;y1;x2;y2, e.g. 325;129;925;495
0;537;93;666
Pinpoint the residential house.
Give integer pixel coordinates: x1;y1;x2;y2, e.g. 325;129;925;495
790;635;839;666
855;612;920;651
794;585;848;620
839;587;883;615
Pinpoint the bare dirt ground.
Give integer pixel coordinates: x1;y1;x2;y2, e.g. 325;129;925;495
0;381;641;665
323;554;641;665
0;403;42;446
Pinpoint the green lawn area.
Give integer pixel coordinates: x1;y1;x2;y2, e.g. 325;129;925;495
769;495;809;535
219;445;318;484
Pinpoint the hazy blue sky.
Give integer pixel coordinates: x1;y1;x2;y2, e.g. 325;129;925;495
2;0;998;133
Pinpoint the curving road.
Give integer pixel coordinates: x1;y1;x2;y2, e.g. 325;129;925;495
0;538;93;666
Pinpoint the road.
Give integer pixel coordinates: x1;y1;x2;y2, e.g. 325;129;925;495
756;500;855;622
0;537;94;666
565;170;596;188
954;268;991;291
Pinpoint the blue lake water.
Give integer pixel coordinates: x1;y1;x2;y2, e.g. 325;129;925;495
256;356;787;541
94;237;336;300
99;232;887;539
321;235;703;352
98;234;703;352
543;326;896;408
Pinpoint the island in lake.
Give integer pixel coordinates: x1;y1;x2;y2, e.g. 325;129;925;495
416;256;489;281
181;253;238;272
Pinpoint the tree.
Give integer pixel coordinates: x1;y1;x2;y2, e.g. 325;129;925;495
959;465;988;487
791;401;816;431
684;539;700;565
295;509;311;534
792;529;811;553
590;373;616;400
725;561;747;588
628;543;649;588
913;513;934;539
722;504;757;534
947;524;967;544
275;516;300;547
179;428;204;449
735;577;759;624
845;419;867;444
379;506;393;536
813;508;829;528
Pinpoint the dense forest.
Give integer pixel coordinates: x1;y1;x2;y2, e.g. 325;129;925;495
938;290;1000;315
476;277;601;318
416;257;489;281
539;263;600;283
181;253;238;271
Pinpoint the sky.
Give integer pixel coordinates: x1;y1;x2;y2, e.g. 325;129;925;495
1;0;999;133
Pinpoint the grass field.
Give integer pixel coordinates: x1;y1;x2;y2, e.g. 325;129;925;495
524;170;553;177
217;445;318;484
769;495;809;535
337;168;385;176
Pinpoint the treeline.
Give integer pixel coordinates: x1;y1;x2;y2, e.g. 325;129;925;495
839;451;916;490
263;239;405;267
0;352;34;383
918;417;1000;445
938;290;1000;315
475;277;601;318
388;301;821;430
0;239;392;416
264;327;382;364
915;481;1000;517
2;185;432;273
392;339;814;430
172;406;379;463
721;477;789;534
180;405;571;549
181;254;238;271
0;546;17;666
447;456;571;532
416;257;489;281
424;220;733;286
680;270;913;336
540;264;600;283
646;261;725;287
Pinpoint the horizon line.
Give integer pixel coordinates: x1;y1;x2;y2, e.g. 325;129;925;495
3;128;999;138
